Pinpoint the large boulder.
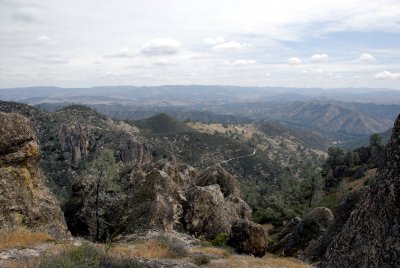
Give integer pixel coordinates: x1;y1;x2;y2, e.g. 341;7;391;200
320;114;400;267
194;166;240;197
269;207;334;257
0;112;69;239
123;160;191;235
303;187;368;262
181;166;252;240
228;219;268;257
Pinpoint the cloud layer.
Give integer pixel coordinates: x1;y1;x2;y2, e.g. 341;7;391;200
140;39;181;56
0;0;399;88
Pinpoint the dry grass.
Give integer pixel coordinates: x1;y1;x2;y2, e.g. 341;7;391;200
0;258;42;268
111;238;185;259
190;246;231;258
207;254;312;268
188;122;256;139
0;227;53;250
345;168;377;191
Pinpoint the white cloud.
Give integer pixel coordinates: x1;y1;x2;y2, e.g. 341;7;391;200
140;38;181;56
358;53;376;62
203;36;225;45
2;0;400;88
288;57;301;65
224;59;256;66
105;47;134;58
35;35;58;46
265;72;271;77
153;58;177;66
310;54;329;62
211;41;249;51
374;70;400;80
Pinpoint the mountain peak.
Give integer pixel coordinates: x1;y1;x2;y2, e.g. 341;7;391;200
134;113;195;134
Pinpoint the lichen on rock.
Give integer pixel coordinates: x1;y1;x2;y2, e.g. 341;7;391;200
0;112;69;239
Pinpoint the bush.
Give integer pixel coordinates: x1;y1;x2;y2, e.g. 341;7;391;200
253;207;297;227
192;254;211;266
211;233;229;247
162;238;187;257
38;243;142;268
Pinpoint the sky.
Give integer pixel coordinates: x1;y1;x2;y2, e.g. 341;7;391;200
1;0;400;89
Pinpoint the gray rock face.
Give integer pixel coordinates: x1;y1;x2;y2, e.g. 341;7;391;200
228;219;268;257
269;207;334;257
194;167;240;197
182;166;252;240
59;122;152;167
303;187;368;262
123;160;190;235
320;114;400;268
58;123;93;165
0;112;69;239
115;139;152;165
65;161;252;241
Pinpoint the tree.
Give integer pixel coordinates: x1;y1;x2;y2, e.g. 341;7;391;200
323;147;346;176
86;149;119;241
370;133;383;147
301;162;324;207
345;150;354;167
353;152;360;165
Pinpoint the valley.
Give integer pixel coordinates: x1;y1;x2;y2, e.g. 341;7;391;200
0;86;399;267
2;0;400;266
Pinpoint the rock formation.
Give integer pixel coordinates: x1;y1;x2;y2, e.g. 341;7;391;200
182;166;252;240
123;160;192;235
64;161;252;242
303;187;368;262
228;219;268;257
58;122;93;165
114;139;152;165
269;207;334;257
0;112;68;238
320;115;400;267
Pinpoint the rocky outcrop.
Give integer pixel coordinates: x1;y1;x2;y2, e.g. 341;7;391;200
320;115;400;268
194;166;240;197
114;139;152;165
0;112;68;238
58;123;93;165
269;207;334;257
182;166;252;240
123;160;192;235
228;219;268;257
303;187;368;262
64;162;252;242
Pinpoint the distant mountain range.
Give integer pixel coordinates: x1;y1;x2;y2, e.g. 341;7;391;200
216;101;397;136
1;85;399;145
1;85;400;105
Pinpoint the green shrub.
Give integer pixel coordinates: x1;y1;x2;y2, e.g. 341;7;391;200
211;233;229;247
38;243;142;268
268;240;276;247
253;207;297;227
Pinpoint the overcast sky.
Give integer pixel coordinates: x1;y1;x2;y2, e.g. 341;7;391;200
1;0;400;88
